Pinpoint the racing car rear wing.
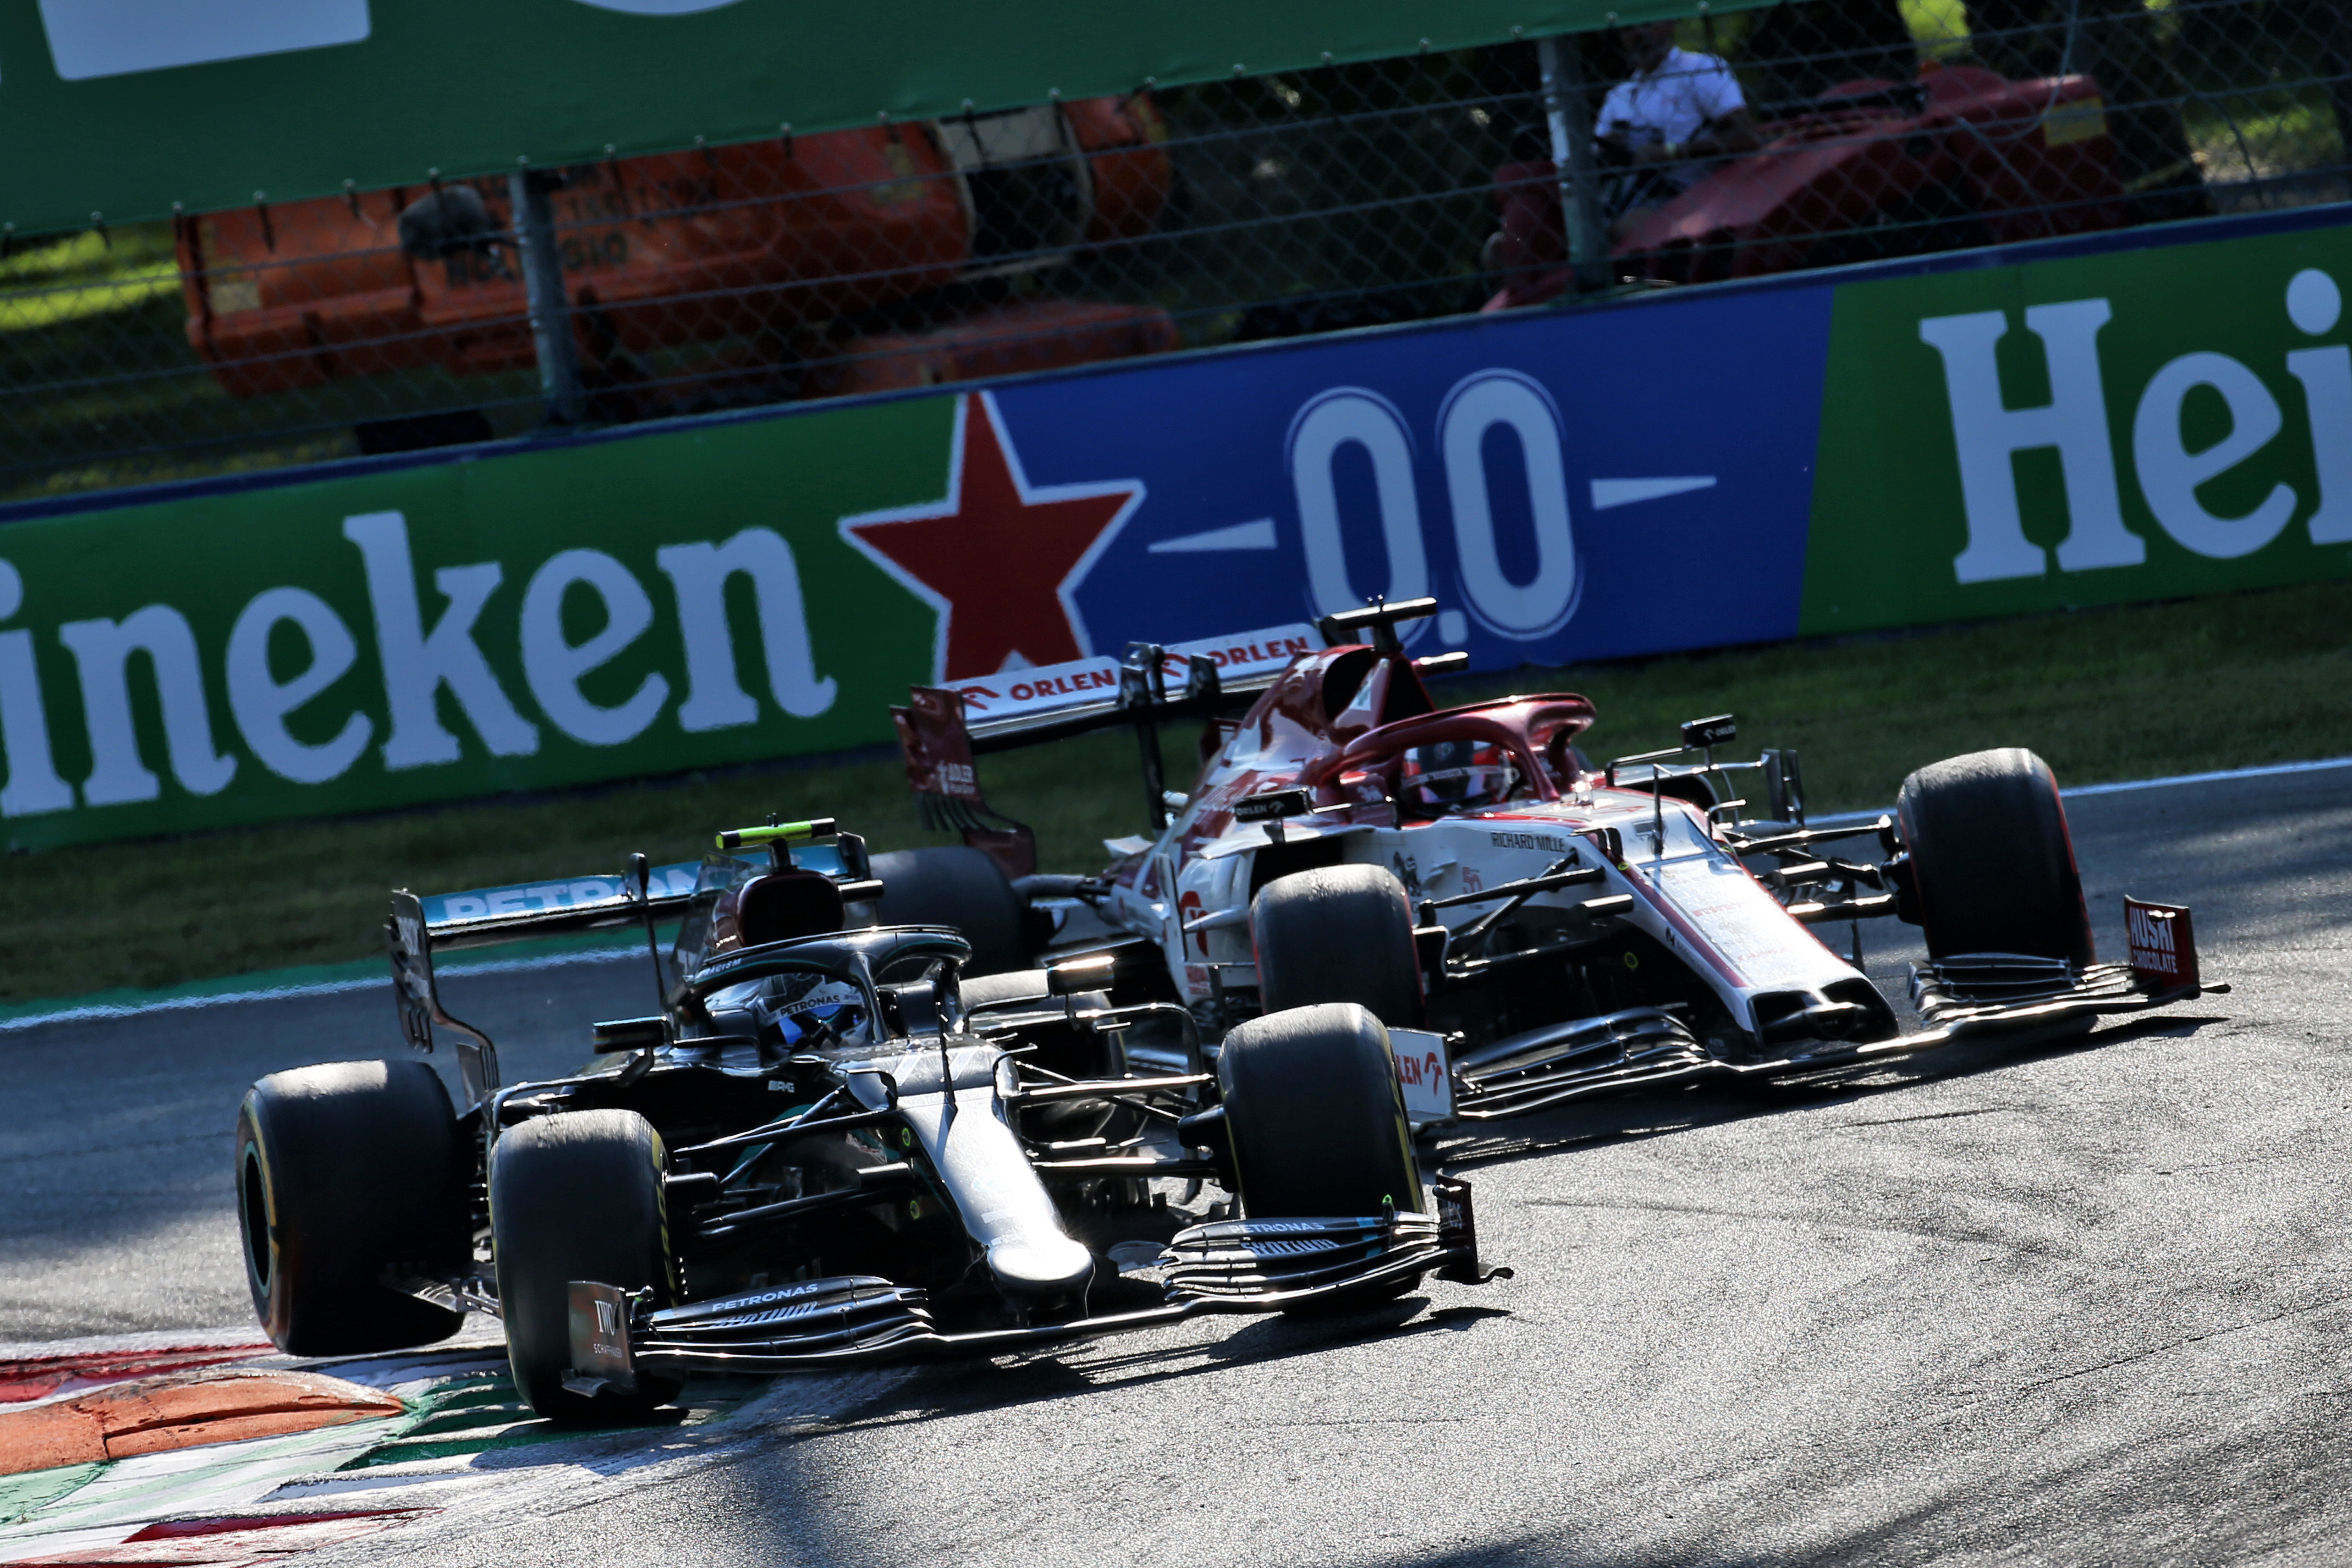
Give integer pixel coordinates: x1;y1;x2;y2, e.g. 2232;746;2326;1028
402;821;877;953
388;819;880;1108
894;627;1321;868
931;602;1460;749
936;623;1323;747
894;604;1476;864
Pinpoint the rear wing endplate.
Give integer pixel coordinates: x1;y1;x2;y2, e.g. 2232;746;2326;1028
389;890;502;1110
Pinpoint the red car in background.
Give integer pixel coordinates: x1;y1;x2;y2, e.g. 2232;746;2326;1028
1485;61;2125;305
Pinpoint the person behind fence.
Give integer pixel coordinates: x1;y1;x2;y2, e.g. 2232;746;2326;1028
1596;20;1759;236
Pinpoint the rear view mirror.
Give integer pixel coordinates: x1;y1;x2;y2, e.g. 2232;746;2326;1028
592;1016;666;1054
1232;788;1313;823
1681;714;1737;750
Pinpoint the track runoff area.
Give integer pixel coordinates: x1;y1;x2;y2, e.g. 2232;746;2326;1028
2;755;2349;1564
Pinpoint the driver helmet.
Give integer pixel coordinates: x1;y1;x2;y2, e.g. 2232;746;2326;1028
712;971;873;1057
1399;739;1517;812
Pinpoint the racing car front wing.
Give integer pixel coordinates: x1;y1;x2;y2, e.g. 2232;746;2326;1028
569;1179;1507;1381
1445;954;2222;1122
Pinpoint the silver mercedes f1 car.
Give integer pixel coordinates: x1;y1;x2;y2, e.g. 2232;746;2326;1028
235;818;1501;1423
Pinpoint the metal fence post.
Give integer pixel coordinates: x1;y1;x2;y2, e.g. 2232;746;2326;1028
1538;34;1611;293
509;169;586;425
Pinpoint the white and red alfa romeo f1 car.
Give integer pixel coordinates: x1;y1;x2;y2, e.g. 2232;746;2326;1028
883;598;2218;1124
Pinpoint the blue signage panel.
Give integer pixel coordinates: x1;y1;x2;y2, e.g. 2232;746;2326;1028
989;282;1837;672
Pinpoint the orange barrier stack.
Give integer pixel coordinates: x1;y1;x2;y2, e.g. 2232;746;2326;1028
176;96;1175;404
176;189;427;395
1064;93;1174;245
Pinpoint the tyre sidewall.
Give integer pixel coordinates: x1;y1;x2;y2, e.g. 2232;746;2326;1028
1219;1002;1421;1219
870;847;1030;975
489;1109;678;1421
1898;747;2094;965
236;1059;468;1357
1251;865;1424;1028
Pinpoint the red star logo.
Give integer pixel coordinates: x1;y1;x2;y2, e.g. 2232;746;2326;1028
839;392;1144;681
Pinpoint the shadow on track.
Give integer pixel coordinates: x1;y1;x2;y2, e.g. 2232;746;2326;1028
800;1298;1520;1436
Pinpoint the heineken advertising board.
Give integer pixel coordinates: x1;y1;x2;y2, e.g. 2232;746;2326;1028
0;204;2347;851
1805;215;2352;632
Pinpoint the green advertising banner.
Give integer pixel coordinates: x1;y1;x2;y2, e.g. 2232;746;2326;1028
1805;220;2352;635
0;0;1754;237
0;395;949;849
6;201;2349;855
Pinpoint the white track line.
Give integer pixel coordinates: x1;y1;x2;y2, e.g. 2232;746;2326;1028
0;946;639;1033
1804;753;2352;828
8;755;2346;1031
2060;754;2352;797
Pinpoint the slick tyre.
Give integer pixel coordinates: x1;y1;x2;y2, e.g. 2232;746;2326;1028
1250;865;1423;1028
490;1110;681;1423
871;846;1030;976
235;1059;469;1357
1219;1002;1421;1220
1897;746;2094;965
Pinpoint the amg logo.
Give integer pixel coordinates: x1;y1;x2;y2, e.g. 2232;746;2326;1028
1236;1238;1345;1256
1490;832;1573;855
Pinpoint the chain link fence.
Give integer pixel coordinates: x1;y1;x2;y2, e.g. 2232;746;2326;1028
1;0;2344;505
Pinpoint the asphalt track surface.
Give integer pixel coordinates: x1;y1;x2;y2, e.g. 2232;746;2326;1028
5;767;2349;1565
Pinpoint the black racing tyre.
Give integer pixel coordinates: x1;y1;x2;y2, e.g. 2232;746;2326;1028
1218;1002;1421;1219
1897;746;2094;965
871;846;1030;976
489;1110;680;1423
235;1059;469;1357
1251;864;1423;1028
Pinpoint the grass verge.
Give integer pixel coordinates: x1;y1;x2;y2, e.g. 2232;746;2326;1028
6;578;2351;1006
